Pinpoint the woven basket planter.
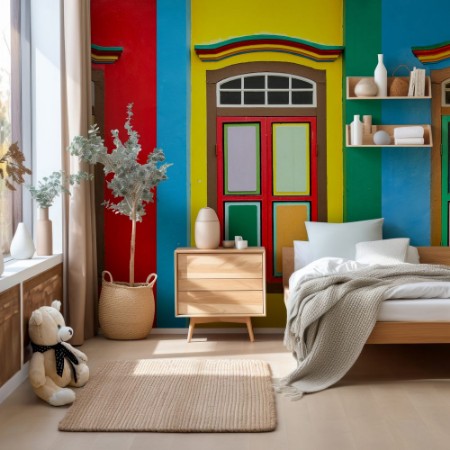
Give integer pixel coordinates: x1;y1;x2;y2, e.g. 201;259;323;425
99;271;157;340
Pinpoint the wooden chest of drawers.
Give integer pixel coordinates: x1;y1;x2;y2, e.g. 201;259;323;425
174;247;266;341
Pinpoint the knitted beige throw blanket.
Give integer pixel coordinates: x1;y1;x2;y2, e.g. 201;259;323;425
277;264;450;399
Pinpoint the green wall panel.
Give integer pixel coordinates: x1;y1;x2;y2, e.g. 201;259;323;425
344;0;382;221
442;116;450;245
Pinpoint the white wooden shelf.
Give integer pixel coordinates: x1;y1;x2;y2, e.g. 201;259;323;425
346;76;431;99
345;124;433;148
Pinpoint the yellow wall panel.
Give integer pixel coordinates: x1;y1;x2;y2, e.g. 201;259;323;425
190;0;344;242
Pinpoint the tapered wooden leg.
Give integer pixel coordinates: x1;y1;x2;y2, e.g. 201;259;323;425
187;319;195;343
245;317;255;342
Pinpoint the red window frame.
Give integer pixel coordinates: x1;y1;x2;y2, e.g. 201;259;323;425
216;116;318;283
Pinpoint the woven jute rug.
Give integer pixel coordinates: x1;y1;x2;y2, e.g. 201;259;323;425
59;359;276;432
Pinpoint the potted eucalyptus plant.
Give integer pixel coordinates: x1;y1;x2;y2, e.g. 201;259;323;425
68;103;171;339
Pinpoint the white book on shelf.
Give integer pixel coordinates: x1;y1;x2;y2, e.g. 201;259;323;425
415;69;426;97
408;67;416;97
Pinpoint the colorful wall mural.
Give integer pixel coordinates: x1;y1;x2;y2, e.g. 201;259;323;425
90;0;157;285
91;0;450;329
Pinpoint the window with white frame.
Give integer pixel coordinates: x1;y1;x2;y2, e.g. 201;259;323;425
0;0;63;262
442;79;450;106
217;73;317;107
0;0;15;255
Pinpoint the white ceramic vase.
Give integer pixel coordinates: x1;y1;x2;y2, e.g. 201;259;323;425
350;115;363;145
0;235;3;276
36;208;53;256
374;54;387;97
10;222;35;259
194;207;220;249
354;78;378;97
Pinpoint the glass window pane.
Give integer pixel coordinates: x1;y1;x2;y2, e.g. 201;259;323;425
292;91;313;105
224;123;260;194
0;0;13;254
273;202;310;276
244;76;265;89
220;91;241;105
273;123;310;195
244;91;265;105
446;91;450;105
292;78;313;89
268;91;289;105
268;75;289;89
224;202;261;246
221;78;241;89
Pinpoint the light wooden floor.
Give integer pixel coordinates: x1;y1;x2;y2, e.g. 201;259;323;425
2;333;450;450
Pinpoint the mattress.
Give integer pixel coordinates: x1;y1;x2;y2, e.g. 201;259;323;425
378;299;450;322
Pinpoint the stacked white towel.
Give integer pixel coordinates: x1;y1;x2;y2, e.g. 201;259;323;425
394;126;424;145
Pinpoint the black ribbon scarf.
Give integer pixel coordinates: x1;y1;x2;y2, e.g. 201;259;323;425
31;341;79;383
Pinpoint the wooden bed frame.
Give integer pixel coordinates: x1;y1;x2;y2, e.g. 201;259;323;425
282;246;450;344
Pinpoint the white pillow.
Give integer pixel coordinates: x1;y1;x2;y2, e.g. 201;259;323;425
294;241;314;270
406;246;420;264
305;218;384;261
355;238;410;265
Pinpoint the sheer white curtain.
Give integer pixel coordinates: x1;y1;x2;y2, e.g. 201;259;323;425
61;0;98;344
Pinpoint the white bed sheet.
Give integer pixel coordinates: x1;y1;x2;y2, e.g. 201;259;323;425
287;257;450;323
378;299;450;322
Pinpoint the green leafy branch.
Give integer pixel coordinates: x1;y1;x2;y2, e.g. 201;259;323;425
27;170;92;209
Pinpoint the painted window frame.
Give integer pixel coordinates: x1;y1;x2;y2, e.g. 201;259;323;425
216;116;318;283
217;72;317;108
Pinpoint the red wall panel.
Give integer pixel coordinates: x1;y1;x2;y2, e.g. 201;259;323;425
91;0;157;283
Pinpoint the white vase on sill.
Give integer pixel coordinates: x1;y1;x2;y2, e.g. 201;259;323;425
36;208;53;256
10;222;35;259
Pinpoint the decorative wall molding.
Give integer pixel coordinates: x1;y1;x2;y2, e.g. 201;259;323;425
412;41;450;64
195;34;344;63
91;44;123;64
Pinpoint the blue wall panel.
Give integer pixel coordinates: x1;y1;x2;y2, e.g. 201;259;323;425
156;0;190;327
380;0;439;245
382;148;430;245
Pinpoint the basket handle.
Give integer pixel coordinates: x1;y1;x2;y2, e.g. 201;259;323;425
146;273;158;287
102;270;114;283
391;64;411;77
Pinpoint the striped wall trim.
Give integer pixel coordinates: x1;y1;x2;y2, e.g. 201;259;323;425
412;41;450;64
195;34;344;63
91;43;123;64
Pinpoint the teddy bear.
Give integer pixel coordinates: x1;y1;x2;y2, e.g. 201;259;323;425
28;300;89;406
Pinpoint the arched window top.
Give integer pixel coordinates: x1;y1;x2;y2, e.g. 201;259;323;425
217;73;317;108
442;78;450;106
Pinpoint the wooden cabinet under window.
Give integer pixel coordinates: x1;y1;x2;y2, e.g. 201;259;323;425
0;285;21;387
23;264;63;362
175;247;266;342
0;259;63;389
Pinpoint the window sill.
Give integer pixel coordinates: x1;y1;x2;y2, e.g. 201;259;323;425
0;254;63;293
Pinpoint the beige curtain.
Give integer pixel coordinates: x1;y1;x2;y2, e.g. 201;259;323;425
61;0;98;345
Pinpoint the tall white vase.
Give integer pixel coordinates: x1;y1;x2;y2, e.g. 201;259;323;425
0;235;3;276
10;222;35;259
194;207;220;249
350;115;363;145
36;208;53;256
374;53;387;97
